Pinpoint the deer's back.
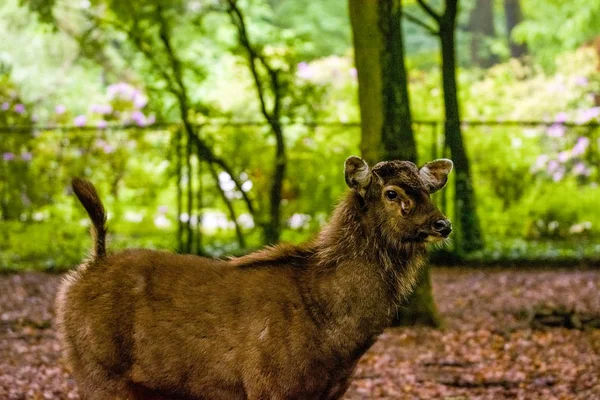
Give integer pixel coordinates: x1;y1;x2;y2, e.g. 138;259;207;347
56;249;352;398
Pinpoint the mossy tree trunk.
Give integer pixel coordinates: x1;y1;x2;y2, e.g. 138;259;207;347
348;0;417;164
416;0;485;253
439;0;484;252
349;0;440;327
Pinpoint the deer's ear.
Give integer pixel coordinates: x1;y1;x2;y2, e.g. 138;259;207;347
419;159;453;194
344;156;371;196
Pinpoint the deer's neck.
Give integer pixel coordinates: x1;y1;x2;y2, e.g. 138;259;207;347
306;192;427;354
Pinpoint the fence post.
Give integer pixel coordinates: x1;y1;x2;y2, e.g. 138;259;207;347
195;153;203;255
185;129;193;253
175;127;184;252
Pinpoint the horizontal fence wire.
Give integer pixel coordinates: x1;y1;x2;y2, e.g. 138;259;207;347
1;119;599;135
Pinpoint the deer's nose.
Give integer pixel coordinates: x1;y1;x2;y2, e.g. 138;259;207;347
433;219;452;237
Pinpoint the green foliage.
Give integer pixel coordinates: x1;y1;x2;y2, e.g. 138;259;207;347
269;0;351;60
0;69;35;221
2;0;600;269
513;0;600;70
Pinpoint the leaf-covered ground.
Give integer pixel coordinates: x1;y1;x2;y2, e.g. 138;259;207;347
1;267;599;399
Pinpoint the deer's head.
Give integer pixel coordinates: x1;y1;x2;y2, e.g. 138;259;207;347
345;156;453;244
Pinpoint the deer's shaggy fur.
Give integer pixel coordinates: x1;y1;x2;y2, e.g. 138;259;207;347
56;157;452;400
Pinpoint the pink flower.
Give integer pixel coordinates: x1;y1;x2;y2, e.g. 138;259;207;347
573;162;590;176
90;104;113;115
572;137;590;156
14;104;25;114
547;160;559;173
107;82;135;100
103;144;115;154
555;112;568;124
297;62;312;80
107;83;122;98
547;123;565;138
574;76;588;86
55;104;66;114
1;102;9;111
2;152;15;161
350;68;357;79
557;151;570;163
133;93;148;109
96;120;108;129
21;152;33;162
552;168;565;182
577;107;600;124
74;115;87;127
131;110;146;126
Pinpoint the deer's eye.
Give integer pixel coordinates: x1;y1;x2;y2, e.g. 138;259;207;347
385;190;398;200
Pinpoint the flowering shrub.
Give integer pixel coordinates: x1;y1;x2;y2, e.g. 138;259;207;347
0;72;32;127
531;104;599;184
0;70;37;221
50;82;156;128
0;80;160;224
2;49;600;265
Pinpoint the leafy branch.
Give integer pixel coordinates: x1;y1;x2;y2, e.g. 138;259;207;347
416;0;441;22
223;0;288;243
402;11;439;35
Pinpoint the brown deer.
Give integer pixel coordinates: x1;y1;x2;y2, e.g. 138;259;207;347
56;156;453;400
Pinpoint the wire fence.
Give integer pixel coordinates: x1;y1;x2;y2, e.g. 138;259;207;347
1;119;600;269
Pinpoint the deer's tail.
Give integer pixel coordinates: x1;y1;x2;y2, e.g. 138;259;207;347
71;178;107;258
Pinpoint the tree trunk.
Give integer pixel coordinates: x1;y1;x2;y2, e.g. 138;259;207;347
349;0;418;164
349;0;439;327
349;0;384;164
378;0;417;163
503;0;527;58
440;0;484;252
469;0;498;67
395;266;440;325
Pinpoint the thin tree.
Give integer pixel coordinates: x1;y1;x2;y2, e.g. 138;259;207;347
349;0;440;326
224;0;288;245
406;0;484;252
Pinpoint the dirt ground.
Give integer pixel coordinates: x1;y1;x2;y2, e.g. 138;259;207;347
0;267;599;400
